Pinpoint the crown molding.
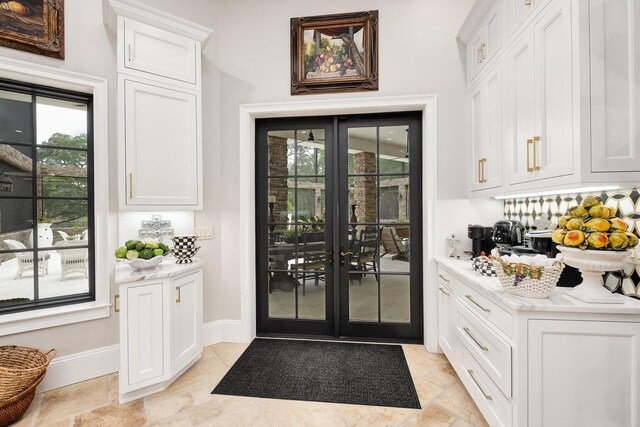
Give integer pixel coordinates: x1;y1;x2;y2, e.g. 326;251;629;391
457;0;495;44
107;0;213;45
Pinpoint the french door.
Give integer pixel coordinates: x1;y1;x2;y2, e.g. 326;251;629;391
256;112;422;342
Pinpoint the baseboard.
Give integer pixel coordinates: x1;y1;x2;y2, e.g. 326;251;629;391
35;320;244;393
38;344;119;393
202;319;245;346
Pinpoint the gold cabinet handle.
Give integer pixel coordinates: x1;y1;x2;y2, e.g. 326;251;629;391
465;294;491;312
468;370;493;401
438;287;451;296
478;159;482;183
114;294;120;313
526;139;534;172
176;286;181;303
129;173;133;199
480;43;487;60
463;326;489;351
479;158;487;183
524;0;532;5
533;136;541;171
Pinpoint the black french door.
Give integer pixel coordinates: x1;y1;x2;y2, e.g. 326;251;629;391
256;112;422;342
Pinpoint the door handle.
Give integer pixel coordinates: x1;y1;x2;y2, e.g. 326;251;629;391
114;294;120;313
339;247;354;266
176;286;181;303
526;138;534;172
532;136;541;171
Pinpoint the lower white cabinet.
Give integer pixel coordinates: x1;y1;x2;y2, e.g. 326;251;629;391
436;260;640;427
117;265;203;403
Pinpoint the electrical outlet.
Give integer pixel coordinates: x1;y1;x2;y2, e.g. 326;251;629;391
195;226;213;240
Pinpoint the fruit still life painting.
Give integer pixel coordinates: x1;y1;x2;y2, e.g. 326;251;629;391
551;196;639;251
0;0;64;58
303;29;364;79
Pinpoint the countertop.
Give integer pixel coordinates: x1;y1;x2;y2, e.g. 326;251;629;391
115;258;204;284
436;256;640;315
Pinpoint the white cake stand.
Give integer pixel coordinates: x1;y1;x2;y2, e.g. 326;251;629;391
557;246;631;304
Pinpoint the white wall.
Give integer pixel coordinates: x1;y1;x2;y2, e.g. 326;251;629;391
0;0;503;358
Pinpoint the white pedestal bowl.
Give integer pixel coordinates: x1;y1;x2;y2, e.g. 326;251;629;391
557;246;632;304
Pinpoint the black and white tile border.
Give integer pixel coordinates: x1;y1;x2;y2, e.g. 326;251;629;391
503;187;640;299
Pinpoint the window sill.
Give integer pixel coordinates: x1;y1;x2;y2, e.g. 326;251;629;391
0;301;112;336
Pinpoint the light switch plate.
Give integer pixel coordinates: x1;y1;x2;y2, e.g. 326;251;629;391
195;226;213;240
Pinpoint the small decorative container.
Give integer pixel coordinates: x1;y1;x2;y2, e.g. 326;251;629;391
119;256;164;270
472;255;497;277
173;246;200;264
493;257;564;298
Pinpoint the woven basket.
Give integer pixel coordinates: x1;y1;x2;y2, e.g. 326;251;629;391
493;258;564;298
0;346;56;402
0;371;45;427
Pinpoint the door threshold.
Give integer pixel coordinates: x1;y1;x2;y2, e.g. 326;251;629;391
256;332;423;345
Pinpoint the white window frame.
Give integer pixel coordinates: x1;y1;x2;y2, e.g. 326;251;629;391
0;57;111;336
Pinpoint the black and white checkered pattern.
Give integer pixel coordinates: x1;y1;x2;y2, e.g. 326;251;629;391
172;235;198;250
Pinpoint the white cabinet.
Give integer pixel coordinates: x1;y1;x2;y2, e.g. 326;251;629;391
528;320;640;427
466;1;503;84
470;64;503;191
117;264;204;403
589;0;640;173
123;19;198;86
507;0;536;36
437;272;456;360
172;271;203;372
123;79;199;207
110;0;212;210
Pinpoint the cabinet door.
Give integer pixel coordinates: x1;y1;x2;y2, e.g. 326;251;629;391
590;0;640;172
469;27;488;80
124;19;197;85
124;80;199;207
126;283;165;386
470;84;486;191
485;2;503;62
533;0;573;180
508;0;535;36
484;66;503;189
506;32;536;184
437;283;456;360
172;271;203;371
528;320;640;427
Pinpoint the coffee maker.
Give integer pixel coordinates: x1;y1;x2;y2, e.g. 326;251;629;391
468;225;496;258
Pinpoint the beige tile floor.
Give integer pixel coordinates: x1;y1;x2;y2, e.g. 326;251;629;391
13;342;488;427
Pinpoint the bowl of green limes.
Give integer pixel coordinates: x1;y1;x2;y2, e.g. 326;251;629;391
115;238;170;270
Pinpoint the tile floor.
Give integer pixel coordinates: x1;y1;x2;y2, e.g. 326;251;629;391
14;342;488;427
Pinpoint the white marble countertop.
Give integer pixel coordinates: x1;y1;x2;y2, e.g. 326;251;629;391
114;257;204;284
436;256;640;315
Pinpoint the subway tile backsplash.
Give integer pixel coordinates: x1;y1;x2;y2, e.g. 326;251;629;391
502;187;640;299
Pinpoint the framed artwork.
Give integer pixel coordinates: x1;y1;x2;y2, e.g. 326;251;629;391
290;11;378;95
0;0;64;59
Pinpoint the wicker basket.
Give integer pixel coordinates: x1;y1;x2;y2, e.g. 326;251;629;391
0;371;45;427
0;346;56;402
493;258;564;298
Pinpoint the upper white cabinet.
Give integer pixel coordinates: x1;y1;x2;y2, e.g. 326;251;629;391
459;0;640;198
123;19;198;86
589;0;640;173
109;0;212;210
124;79;199;207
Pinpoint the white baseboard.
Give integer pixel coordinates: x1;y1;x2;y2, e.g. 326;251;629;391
202;319;246;346
38;344;119;393
35;319;245;394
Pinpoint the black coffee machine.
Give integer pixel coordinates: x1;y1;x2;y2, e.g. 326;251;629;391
468;225;496;258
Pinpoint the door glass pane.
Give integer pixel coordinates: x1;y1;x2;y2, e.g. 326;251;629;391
380;274;410;323
0;144;32;198
349;176;378;223
36;96;88;148
0;90;32;145
349;273;379;322
267;130;295;176
380;175;409;223
379;125;409;174
296;178;325;220
348;127;377;174
296;129;325;176
379;226;410;273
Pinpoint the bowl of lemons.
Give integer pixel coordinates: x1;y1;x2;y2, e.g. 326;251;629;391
115;238;170;270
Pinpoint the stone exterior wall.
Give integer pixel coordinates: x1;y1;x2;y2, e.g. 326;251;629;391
353;152;377;223
267;135;289;223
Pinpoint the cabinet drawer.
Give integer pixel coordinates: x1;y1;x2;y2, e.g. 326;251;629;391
124;19;197;85
455;300;512;397
437;267;454;291
458;278;513;337
460;346;512;427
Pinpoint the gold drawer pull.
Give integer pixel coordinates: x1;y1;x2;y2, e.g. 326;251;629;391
524;0;532;5
465;294;491;312
532;136;541;171
526;138;534;172
176;286;181;303
463;327;489;351
468;369;493;401
114;294;120;313
438;287;451;296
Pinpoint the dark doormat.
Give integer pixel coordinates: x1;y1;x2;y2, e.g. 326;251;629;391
212;338;421;409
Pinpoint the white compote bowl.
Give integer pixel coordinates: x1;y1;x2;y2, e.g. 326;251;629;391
557;246;632;304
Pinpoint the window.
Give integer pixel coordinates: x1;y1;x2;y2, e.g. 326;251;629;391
0;79;94;315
